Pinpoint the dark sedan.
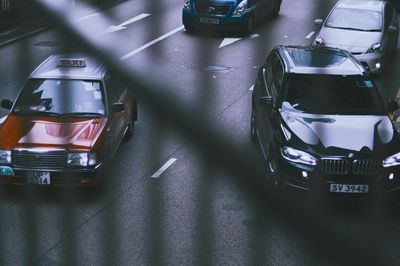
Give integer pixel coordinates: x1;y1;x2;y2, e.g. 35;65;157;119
251;45;400;195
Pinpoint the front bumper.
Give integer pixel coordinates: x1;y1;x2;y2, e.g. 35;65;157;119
277;158;400;196
182;9;250;31
0;163;104;186
353;52;383;74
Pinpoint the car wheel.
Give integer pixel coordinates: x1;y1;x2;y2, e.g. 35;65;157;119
184;24;194;33
243;16;254;36
271;0;280;19
266;153;284;190
124;105;136;140
250;107;258;143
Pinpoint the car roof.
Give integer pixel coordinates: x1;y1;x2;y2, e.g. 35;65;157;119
29;54;106;80
336;0;384;12
277;45;367;76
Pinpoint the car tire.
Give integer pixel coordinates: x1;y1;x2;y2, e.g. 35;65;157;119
184;24;194;33
124;104;137;140
271;0;281;19
242;16;254;36
250;106;258;143
266;152;285;191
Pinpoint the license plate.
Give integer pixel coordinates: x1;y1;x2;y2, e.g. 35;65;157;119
27;171;51;185
330;184;368;193
200;17;219;24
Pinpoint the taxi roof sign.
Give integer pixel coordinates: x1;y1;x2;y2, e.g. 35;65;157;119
58;58;86;67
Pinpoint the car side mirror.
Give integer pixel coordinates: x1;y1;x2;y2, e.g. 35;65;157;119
314;19;323;27
389;25;398;33
388;99;399;113
0;99;12;110
259;96;273;109
111;103;124;113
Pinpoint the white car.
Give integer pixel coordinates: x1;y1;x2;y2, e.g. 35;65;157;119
313;0;398;73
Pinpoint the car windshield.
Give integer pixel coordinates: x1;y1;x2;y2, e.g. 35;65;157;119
281;75;386;115
13;79;106;116
325;8;382;32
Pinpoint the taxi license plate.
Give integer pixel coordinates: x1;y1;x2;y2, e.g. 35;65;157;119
27;171;51;185
200;17;219;24
330;184;368;193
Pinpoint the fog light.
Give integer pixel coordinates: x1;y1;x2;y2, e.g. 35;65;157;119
389;173;394;180
302;171;308;178
375;62;381;69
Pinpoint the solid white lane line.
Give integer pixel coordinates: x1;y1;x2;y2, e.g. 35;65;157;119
120;25;184;60
106;13;150;33
151;158;177;178
219;37;242;48
305;31;315;39
75;13;99;22
249;85;254;91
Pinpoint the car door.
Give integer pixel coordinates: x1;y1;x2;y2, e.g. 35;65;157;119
256;51;283;158
105;74;125;157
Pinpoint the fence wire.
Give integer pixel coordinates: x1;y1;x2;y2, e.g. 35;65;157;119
0;0;391;265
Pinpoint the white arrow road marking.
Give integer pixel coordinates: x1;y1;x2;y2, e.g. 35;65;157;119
75;13;99;22
250;33;260;39
106;13;150;33
151;158;177;178
249;85;254;91
120;25;184;60
306;31;315;39
219;37;242;48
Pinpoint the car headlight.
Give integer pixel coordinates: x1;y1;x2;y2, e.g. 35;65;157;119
314;36;325;46
366;43;382;53
281;147;317;166
183;0;192;11
233;0;248;16
383;152;400;167
67;152;97;167
0;150;11;164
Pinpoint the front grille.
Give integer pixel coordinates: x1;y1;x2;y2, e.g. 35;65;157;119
320;158;381;175
195;4;231;15
13;149;66;169
320;159;350;174
352;159;380;175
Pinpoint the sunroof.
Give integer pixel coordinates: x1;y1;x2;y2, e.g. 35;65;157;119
287;48;347;68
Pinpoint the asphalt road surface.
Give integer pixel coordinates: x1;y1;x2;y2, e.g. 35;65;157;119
1;0;400;265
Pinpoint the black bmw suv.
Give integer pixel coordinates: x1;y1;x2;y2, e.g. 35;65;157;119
251;45;400;195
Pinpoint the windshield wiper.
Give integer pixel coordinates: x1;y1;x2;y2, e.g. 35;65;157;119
59;112;104;117
328;26;377;32
13;110;60;116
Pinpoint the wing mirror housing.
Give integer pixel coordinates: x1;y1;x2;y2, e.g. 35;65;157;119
314;19;323;27
111;103;124;113
0;99;12;110
259;96;273;109
388;99;399;113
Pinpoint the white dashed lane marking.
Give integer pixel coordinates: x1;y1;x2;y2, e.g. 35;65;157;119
106;13;150;33
120;25;184;60
249;85;254;91
151;158;177;178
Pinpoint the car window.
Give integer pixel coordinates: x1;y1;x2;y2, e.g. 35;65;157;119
325;8;382;32
271;56;283;101
13;78;106;115
105;75;124;107
281;74;386;115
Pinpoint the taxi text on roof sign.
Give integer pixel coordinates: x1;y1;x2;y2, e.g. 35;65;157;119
58;58;86;67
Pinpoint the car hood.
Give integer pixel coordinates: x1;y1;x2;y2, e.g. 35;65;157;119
279;110;398;158
194;0;238;5
318;27;381;53
0;114;107;150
